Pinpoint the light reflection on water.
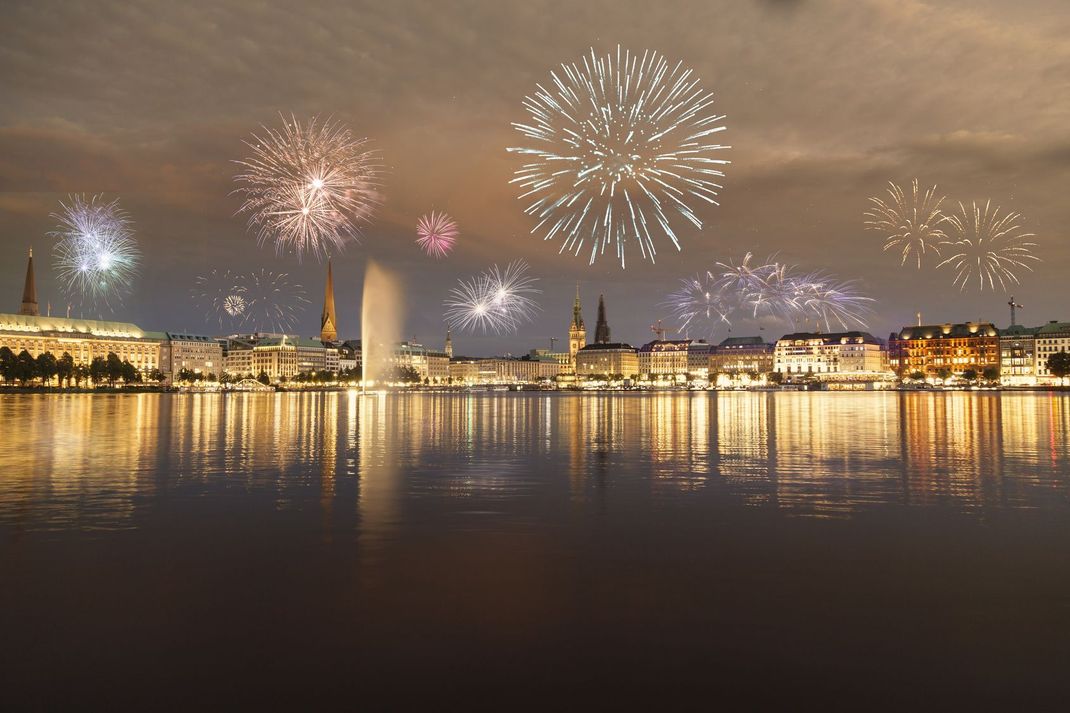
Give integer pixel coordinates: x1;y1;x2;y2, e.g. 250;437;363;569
1;391;1068;534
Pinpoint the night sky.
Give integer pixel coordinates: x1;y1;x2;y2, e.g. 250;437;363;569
2;0;1067;355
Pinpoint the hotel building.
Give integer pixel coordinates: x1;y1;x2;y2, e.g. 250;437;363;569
999;324;1039;386
887;322;999;378
774;331;889;379
1035;321;1070;384
708;336;775;377
638;339;693;380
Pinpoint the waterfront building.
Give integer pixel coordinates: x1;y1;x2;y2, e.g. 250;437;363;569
447;358;481;384
0;313;162;372
338;340;361;372
568;285;586;370
888;322;999;378
686;340;714;381
1035;321;1070;384
575;342;639;379
774;331;889;380
20;249;38;316
999;324;1039;386
320;260;338;343
158;333;223;381
394;341;449;382
222;334;338;381
638;339;693;380
709;336;775;377
479;355;561;384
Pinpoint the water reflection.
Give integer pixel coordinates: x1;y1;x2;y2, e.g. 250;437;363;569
0;392;1068;534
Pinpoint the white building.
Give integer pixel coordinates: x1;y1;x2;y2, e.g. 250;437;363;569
1035;321;1070;384
774;331;891;382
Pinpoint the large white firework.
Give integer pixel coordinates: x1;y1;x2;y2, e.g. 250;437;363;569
50;194;141;310
508;45;730;268
666;253;874;334
864;179;950;268
444;260;541;334
938;201;1039;292
233;114;382;260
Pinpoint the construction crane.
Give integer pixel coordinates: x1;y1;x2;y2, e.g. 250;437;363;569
1008;296;1023;326
549;337;558;351
650;320;666;340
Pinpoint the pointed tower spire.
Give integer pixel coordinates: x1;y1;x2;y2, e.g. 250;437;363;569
20;248;39;317
444;328;453;358
594;293;610;344
571;282;584;330
319;259;337;342
568;282;586;368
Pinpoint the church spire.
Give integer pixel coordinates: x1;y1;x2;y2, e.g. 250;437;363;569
571;282;584;330
444;328;453;358
20;248;38;317
319;259;337;342
594;294;610;344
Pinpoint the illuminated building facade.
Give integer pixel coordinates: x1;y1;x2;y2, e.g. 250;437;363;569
1035;321;1070;384
158;333;223;381
575;343;639;378
568;286;586;371
888;322;999;378
709;336;775;376
638;339;693;379
394;342;449;382
774;332;888;378
999;324;1039;386
222;334;338;381
0;312;161;372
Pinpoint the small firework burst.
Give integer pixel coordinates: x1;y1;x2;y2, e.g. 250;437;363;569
508;45;729;268
444;260;541;334
193;269;308;332
233;114;382;260
864;179;950;268
938;201;1039;292
416;211;458;258
50;194;141;311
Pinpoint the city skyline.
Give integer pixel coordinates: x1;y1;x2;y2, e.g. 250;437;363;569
1;0;1067;355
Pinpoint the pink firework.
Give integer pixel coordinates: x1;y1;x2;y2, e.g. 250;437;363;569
416;211;458;258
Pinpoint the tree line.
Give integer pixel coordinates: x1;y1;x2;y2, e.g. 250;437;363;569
0;347;166;387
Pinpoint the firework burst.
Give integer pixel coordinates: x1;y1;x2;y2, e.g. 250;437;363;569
508;45;729;268
416;211;458;258
195;270;308;333
50;194;141;310
666;253;873;335
864;179;949;268
444;260;541;334
937;201;1039;292
233;114;382;260
192;270;249;327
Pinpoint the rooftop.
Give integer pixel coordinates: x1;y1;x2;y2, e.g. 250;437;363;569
0;312;148;339
895;322;998;340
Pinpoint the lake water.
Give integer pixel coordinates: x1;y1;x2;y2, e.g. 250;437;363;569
3;391;1069;708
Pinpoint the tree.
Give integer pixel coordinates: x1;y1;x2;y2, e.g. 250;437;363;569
90;356;108;384
206;372;217;383
15;350;37;385
0;346;16;383
148;368;167;384
982;366;1000;383
74;363;90;387
961;368;978;383
35;352;58;386
768;371;784;385
936;367;952;382
120;359;140;384
1047;351;1070;382
392;365;420;384
105;352;123;384
909;371;925;381
257;370;271;385
57;352;75;387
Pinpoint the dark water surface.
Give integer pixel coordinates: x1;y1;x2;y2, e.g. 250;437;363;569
3;391;1070;709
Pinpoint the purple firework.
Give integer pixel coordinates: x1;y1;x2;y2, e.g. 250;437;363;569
416;211;458;258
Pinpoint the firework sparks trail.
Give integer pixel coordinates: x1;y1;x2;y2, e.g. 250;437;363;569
666;253;874;334
864;179;950;268
233;114;382;260
195;270;309;333
508;45;730;268
50;194;141;311
416;211;458;258
444;260;541;334
937;201;1039;292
